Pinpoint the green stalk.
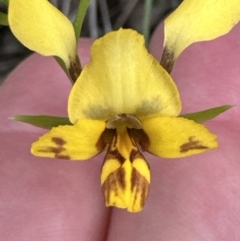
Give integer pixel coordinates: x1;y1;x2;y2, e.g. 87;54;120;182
0;12;8;25
142;0;153;45
73;0;91;40
58;0;91;84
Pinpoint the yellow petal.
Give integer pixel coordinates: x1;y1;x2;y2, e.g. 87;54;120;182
163;0;240;68
101;126;150;212
8;0;77;69
68;28;181;124
31;119;106;160
141;116;218;158
101;158;150;213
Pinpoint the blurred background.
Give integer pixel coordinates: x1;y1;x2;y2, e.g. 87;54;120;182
0;0;182;82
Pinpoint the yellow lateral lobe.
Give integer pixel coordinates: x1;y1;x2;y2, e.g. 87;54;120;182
31;119;106;160
142;116;218;158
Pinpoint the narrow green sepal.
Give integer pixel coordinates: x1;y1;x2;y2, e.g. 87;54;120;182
11;115;72;129
0;12;8;25
181;105;233;123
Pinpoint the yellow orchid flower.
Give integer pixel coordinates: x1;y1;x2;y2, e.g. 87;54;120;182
161;0;240;72
8;0;81;81
31;29;217;212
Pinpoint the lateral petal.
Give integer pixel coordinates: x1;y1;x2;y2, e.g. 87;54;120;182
162;0;240;71
141;116;218;158
8;0;77;69
31;119;106;160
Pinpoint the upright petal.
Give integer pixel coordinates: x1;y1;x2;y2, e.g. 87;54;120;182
31;119;106;160
141;116;218;158
162;0;240;72
8;0;77;69
68;29;181;123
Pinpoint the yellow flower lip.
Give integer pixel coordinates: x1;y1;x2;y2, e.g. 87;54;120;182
101;122;150;212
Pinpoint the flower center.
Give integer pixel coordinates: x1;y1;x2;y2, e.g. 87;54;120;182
106;114;142;129
98;113;150;154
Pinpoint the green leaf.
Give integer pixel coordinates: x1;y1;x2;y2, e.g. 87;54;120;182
11;115;72;129
0;12;8;25
0;0;9;5
181;105;233;123
73;0;90;40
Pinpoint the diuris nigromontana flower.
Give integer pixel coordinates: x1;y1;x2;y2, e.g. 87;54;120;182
8;0;240;212
31;29;217;212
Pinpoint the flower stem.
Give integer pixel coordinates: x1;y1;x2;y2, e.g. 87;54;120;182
142;0;153;45
0;12;8;25
73;0;91;41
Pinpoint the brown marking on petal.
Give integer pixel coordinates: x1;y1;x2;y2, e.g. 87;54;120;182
39;146;69;160
103;149;125;166
51;137;66;146
111;150;125;165
102;171;118;205
131;167;138;192
38;145;65;155
140;181;149;208
130;149;139;162
68;55;82;83
102;131;125;166
101;166;126;206
38;137;70;160
130;148;150;169
104;129;117;145
96;129;116;151
56;155;70;160
116;167;126;189
180;137;208;153
131;167;149;208
130;150;150;171
128;128;150;151
160;47;175;74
